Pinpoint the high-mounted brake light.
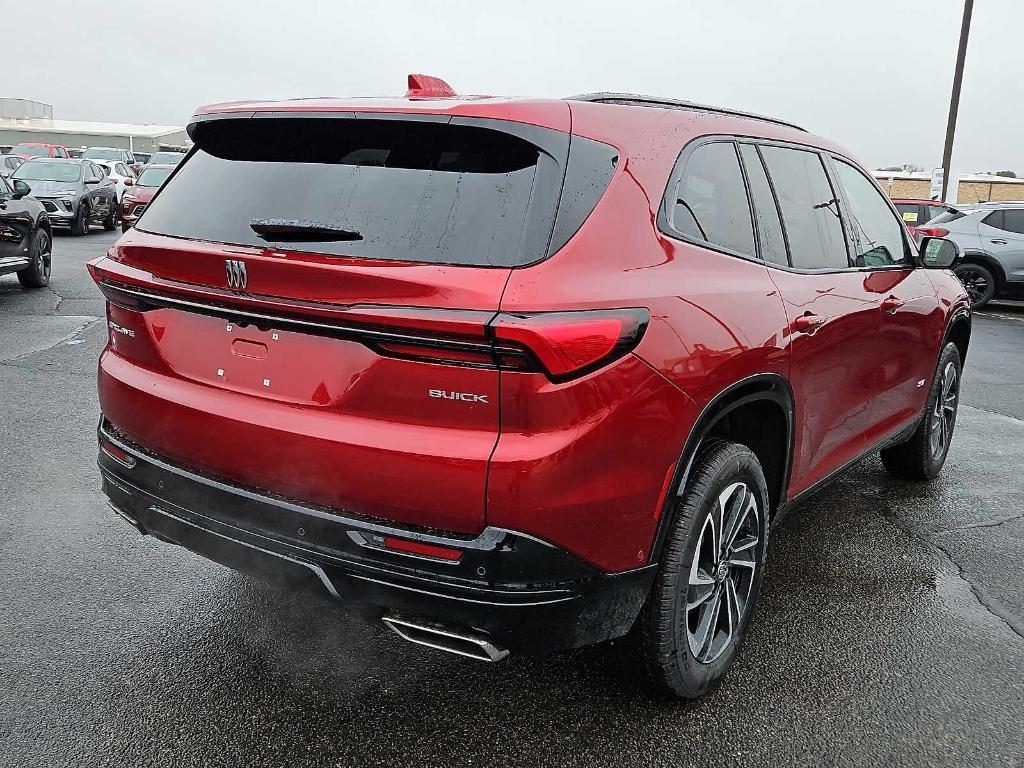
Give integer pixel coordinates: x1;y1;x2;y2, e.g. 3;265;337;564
917;227;949;238
491;309;649;381
405;73;457;99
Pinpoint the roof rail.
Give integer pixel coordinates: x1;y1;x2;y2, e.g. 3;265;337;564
566;92;807;132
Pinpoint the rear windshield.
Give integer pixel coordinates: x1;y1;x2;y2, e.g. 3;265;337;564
83;148;121;160
147;152;183;165
927;210;966;225
14;145;49;157
137;117;572;267
13;161;81;182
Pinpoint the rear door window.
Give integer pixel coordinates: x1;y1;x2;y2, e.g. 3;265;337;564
138;117;574;267
760;146;848;270
831;158;908;267
738;143;788;266
666;141;755;257
997;209;1024;234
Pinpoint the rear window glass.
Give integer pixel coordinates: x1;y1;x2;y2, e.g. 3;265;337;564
137;117;569;267
928;210;966;225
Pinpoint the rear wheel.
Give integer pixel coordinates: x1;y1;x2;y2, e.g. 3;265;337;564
881;343;961;479
16;228;51;288
635;440;769;698
953;262;995;309
71;202;89;236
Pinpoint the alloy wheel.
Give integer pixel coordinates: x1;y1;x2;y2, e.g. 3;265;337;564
685;481;760;664
38;232;51;281
929;361;958;459
957;268;988;305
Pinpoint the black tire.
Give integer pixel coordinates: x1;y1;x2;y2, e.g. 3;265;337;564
16;228;51;289
953;262;995;309
102;197;117;231
635;440;769;698
71;203;89;236
881;343;962;480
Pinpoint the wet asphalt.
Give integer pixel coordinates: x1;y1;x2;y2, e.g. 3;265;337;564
1;230;1022;768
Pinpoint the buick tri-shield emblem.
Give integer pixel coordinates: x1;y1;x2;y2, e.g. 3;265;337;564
225;259;248;290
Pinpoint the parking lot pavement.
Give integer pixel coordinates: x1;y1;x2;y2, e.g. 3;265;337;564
2;230;1022;768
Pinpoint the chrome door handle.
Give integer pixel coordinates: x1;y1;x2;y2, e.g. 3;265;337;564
792;314;825;333
991;239;1007;245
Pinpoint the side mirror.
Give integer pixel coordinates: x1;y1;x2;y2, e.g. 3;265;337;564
84;177;99;185
11;179;30;199
124;179;134;186
920;236;960;269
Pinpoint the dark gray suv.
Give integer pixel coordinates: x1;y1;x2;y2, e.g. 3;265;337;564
923;202;1024;308
10;159;118;235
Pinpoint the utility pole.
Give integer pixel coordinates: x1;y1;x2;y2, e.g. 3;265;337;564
940;0;974;201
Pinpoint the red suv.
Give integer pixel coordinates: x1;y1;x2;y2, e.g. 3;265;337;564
89;78;971;698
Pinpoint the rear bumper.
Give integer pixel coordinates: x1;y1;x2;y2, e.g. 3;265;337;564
97;419;654;655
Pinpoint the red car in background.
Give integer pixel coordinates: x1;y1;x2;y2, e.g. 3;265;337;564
11;142;71;160
119;164;175;232
892;198;960;239
90;77;971;698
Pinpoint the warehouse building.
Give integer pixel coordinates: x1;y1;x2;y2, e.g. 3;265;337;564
0;98;189;154
873;169;1024;204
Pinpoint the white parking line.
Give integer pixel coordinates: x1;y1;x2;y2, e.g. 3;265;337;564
976;310;1024;323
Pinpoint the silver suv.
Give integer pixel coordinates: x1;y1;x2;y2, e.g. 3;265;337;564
924;202;1024;308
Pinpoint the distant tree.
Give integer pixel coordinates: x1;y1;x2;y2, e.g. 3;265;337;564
995;170;1017;178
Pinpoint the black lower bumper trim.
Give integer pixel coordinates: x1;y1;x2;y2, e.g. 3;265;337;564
98;420;655;654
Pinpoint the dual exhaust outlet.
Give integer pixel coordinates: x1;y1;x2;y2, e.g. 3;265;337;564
382;617;509;662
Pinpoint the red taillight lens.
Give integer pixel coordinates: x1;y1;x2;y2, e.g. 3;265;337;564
918;227;949;238
491;309;649;381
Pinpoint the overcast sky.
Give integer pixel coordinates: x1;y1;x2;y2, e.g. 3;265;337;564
8;0;1021;172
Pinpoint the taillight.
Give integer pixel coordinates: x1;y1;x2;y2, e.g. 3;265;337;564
491;309;649;381
918;227;949;238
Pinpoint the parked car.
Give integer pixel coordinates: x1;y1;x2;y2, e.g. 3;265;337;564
11;142;70;160
0;174;51;288
83;147;140;176
119;164;173;231
132;151;152;165
892;198;960;239
143;151;184;167
918;202;1024;308
12;158;118;235
0;145;13;155
68;148;84;159
89;80;970;699
95;160;137;202
1;155;23;178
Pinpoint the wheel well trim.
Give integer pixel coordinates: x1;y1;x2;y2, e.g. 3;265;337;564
647;373;795;565
941;306;972;363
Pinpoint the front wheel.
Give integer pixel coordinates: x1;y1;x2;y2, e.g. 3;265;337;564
16;228;51;288
881;343;962;479
102;197;117;231
70;203;89;236
953;263;995;309
635;440;769;698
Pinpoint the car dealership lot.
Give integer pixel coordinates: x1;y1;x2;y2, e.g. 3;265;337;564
2;231;1023;768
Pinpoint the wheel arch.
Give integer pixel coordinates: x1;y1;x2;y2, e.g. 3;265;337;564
959;250;1006;290
648;374;795;564
942;306;972;365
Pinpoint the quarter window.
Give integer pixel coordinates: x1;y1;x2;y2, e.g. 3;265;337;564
738;144;788;266
759;146;848;270
669;141;756;258
986;208;1024;235
832;159;907;267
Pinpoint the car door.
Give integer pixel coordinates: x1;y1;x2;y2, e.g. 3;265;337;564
979;209;1024;283
829;156;936;442
0;175;34;264
746;142;884;496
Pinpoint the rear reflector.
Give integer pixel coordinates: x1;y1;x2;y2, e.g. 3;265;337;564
383;536;463;561
99;435;136;468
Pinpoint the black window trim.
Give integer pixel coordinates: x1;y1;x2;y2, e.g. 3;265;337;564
659;133;921;274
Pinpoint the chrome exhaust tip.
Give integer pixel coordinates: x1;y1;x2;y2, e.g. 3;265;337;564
382;617;509;662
